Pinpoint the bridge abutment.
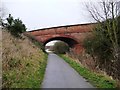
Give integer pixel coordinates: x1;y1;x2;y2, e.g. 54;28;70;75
72;44;84;54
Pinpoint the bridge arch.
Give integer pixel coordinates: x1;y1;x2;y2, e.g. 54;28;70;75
43;36;79;48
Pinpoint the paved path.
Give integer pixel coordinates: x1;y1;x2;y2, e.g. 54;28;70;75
42;54;94;88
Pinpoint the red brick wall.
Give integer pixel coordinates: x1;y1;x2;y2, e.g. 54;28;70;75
29;23;95;43
28;23;96;53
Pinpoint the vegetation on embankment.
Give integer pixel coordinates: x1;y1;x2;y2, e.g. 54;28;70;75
53;41;69;54
2;30;47;88
83;2;120;81
59;54;116;88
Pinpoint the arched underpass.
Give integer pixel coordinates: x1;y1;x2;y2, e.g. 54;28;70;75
43;36;83;54
28;23;95;54
44;36;78;48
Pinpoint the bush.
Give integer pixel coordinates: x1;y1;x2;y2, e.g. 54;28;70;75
84;28;113;67
53;41;69;54
83;16;120;80
3;14;26;37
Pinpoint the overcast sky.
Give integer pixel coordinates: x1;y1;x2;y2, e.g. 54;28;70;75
2;0;100;31
2;0;120;45
2;0;120;31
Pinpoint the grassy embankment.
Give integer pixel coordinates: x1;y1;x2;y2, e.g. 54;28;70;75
0;29;2;88
2;30;47;88
59;54;116;88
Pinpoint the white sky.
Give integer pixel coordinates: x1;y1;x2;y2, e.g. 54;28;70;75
2;0;120;31
46;40;58;46
2;0;120;46
2;0;100;31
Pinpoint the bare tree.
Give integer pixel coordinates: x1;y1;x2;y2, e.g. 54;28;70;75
86;0;120;62
84;1;120;81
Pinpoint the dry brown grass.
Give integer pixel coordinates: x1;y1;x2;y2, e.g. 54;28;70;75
2;29;43;69
2;29;47;88
0;28;2;88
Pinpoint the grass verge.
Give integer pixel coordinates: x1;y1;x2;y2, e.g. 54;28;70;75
3;53;48;88
59;54;116;88
2;30;48;88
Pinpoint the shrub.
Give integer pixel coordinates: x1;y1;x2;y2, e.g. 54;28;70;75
3;14;26;37
84;28;113;67
53;41;69;54
83;16;120;80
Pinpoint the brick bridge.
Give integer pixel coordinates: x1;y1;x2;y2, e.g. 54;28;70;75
27;23;96;54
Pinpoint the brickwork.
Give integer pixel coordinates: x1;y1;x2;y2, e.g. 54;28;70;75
27;23;96;54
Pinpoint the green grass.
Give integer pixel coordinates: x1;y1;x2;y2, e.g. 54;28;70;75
2;29;48;88
3;53;48;88
59;54;116;88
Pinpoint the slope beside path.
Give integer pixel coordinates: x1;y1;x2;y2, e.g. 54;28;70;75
42;54;94;88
